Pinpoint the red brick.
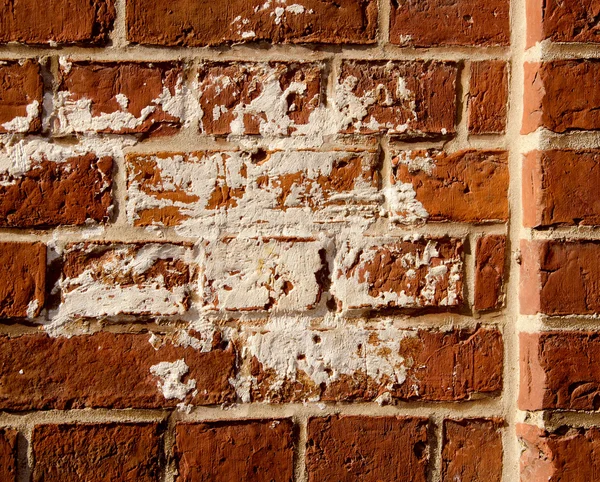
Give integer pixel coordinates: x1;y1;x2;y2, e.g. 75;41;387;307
337;60;458;136
0;0;115;45
518;423;600;481
197;62;322;136
32;423;160;482
0;429;17;482
237;325;503;403
306;416;429;482
390;0;510;47
442;419;504;482
468;61;509;134
203;237;327;312
0;153;112;228
527;0;600;46
0;331;236;410
523;150;600;227
523;61;600;134
475;235;507;311
391;150;509;224
0;242;45;319
52;62;187;135
519;331;600;410
126;0;378;46
175;419;295;482
520;240;600;315
333;237;463;310
126;150;380;230
0;60;43;133
59;242;195;319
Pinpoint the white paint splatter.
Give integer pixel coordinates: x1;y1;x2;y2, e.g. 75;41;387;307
150;359;197;400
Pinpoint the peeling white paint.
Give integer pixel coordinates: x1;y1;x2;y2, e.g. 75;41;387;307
150;359;197;400
1;100;39;132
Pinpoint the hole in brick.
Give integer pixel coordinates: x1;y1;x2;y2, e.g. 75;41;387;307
251;149;269;164
313;335;321;344
413;441;427;459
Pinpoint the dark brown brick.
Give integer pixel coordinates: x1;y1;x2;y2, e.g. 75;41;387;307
32;423;160;482
0;242;45;319
0;429;17;482
175;419;295;481
306;416;429;482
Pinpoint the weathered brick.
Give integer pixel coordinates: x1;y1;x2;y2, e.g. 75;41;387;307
519;331;600;410
390;150;509;224
0;0;115;45
523;150;600;227
519;423;600;481
0;151;113;228
233;323;503;403
203;237;327;312
337;60;458;136
0;429;17;482
0;242;45;319
442;419;504;482
126;150;380;231
198;62;322;136
390;0;510;47
0;60;43;133
58;242;195;320
523;61;600;134
527;0;600;46
468;61;509;134
306;416;429;482
32;423;160;482
475;235;507;311
52;61;190;135
0;331;236;410
520;240;600;315
126;0;378;46
332;237;463;310
175;419;295;481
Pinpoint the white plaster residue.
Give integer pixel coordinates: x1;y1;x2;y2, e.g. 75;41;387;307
394;150;437;176
384;184;429;225
115;93;129;110
150;359;197;400
1;100;40;132
26;299;39;319
231;317;413;401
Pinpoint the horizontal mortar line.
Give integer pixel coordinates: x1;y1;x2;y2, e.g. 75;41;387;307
518;315;600;332
543;411;600;429
524;41;600;62
529;227;600;240
0;401;507;426
519;130;600;151
0;44;512;62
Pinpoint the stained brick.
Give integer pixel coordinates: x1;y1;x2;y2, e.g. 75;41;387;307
0;60;43;133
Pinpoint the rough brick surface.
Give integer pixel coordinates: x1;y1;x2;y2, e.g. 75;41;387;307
391;149;509;224
58;242;195;319
197;62;322;136
0;429;17;482
52;62;187;135
523;61;600;133
0;60;43;133
0;153;113;228
0;332;235;410
237;325;503;403
306;416;429;482
333;237;463;310
126;0;378;46
475;235;507;311
203;237;326;312
126;150;380;230
523;150;600;227
337;61;458;136
519;424;600;481
175;420;295;481
442;419;504;482
0;0;115;45
0;242;45;319
468;61;509;134
519;331;600;410
527;0;600;46
390;0;510;47
32;423;160;482
520;240;600;315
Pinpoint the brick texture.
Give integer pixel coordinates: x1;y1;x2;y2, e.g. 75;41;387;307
468;61;509;134
475;235;507;311
0;60;43;133
175;420;295;481
306;416;429;482
0;429;17;482
32;423;161;482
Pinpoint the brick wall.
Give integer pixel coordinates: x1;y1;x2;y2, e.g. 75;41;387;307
0;0;596;480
